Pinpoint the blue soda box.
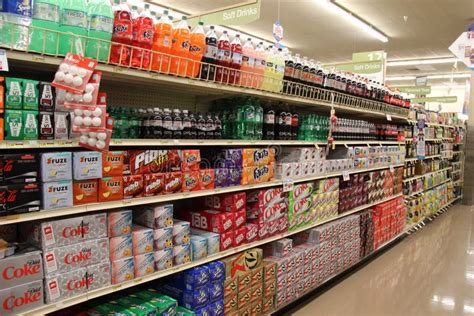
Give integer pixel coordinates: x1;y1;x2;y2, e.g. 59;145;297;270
190;235;208;261
207;261;225;281
153;227;173;250
173;244;191;266
182;266;210;288
208;280;224;303
4;0;32;16
173;220;190;245
154;248;173;271
190;229;220;255
161;284;209;311
209;299;224;316
194;305;210;316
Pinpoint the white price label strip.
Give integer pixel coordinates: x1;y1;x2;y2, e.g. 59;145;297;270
283;179;294;192
386;114;392;121
342;171;350;181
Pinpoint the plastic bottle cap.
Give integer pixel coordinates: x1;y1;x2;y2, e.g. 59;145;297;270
198;22;204;25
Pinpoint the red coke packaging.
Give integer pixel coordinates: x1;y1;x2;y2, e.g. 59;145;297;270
204;192;246;213
184;210;235;234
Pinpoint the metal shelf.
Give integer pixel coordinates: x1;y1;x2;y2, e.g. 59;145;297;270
402;168;451;183
6;50;409;120
0;139;404;149
0;164;404;225
20;193;403;315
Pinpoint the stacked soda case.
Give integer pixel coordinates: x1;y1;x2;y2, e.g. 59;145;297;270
0;148;278;216
422;184;450;217
221;248;276;315
159;262;225;315
372;197;406;250
0;245;45;315
359;209;374;258
24;213;111;304
276;146;327;179
267;215;361;309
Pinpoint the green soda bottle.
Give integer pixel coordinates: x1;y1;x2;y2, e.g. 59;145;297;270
242;97;255;140
29;0;60;55
86;0;113;62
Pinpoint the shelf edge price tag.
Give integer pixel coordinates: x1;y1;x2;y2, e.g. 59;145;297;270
386;114;392;121
0;49;9;72
390;165;394;173
342;171;350;181
283;179;294;192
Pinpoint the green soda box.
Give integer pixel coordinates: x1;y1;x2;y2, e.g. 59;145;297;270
5;78;23;109
23;79;39;110
88;303;137;316
22;110;39;140
114;297;156;315
4;110;24;140
176;306;195;316
135;291;177;316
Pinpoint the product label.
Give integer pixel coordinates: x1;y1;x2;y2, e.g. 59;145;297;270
242;55;255;67
231;52;242;65
61;9;87;28
217;49;231;62
205;43;217;59
89;15;113;33
33;3;59;22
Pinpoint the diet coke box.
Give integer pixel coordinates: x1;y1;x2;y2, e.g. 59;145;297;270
27;213;107;250
42;238;109;275
0;246;43;290
0;280;44;315
44;261;111;303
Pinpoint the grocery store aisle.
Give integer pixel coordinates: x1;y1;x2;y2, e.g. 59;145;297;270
288;204;474;316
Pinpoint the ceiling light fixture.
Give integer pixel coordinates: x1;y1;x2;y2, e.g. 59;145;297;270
387;57;459;67
386;73;471;81
318;0;389;43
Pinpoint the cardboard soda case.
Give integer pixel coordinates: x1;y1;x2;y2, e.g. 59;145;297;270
129;150;181;174
73;152;102;180
102;151;125;177
108;209;132;237
184;210;235;234
73;180;98;205
0;280;44;315
132;225;154;255
41;180;73;209
144;173;165;196
42;237;109;275
98;177;123;202
0;246;43;290
0;154;38;184
204;192;246;213
28;213;107;249
0;183;40;216
123;175;144;199
44;261;111;303
134;203;174;229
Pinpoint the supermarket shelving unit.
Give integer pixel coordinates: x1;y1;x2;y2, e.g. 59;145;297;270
0;24;462;315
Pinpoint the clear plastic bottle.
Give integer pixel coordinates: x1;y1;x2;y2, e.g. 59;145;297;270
172;109;183;138
229;34;243;85
254;98;263;140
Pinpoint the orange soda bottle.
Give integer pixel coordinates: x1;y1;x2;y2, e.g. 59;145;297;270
151;10;173;73
170;16;190;76
187;22;206;78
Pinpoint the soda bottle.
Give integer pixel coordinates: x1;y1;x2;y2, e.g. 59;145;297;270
200;26;217;81
274;48;285;93
254;98;263;140
263;107;275;140
276;111;285;140
242;98;255;139
120;108;130;139
131;4;154;69
214;114;222;139
170;16;190;76
111;0;133;66
172;109;183;138
284;112;292;140
229;34;243;85
85;0;113;62
292;54;303;95
206;113;214;139
151;107;163;139
262;45;274;91
216;31;231;83
182;109;191;138
151;10;173;72
162;108;173;139
189;112;197;139
241;38;256;87
29;0;60;55
254;42;266;89
187;22;206;78
291;113;299;140
58;0;87;56
283;51;295;94
197;113;206;139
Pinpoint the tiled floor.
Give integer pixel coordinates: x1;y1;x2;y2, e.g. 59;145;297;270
287;203;474;316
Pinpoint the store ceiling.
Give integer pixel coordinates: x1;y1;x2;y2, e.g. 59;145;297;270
154;0;472;83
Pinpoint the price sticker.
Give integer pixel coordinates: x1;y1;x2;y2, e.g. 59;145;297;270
386;114;392;121
283;179;294;192
342;171;350;181
0;49;9;71
112;139;123;145
6;141;24;148
390;165;394;173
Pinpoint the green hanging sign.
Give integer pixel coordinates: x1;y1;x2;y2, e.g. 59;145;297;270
332;61;383;75
352;51;385;62
411;96;458;103
398;86;432;95
187;0;261;27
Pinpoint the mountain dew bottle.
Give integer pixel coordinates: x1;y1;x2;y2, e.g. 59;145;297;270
29;0;60;54
86;0;113;62
58;0;87;56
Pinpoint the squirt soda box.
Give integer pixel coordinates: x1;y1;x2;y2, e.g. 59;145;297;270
73;179;98;205
98;177;123;202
